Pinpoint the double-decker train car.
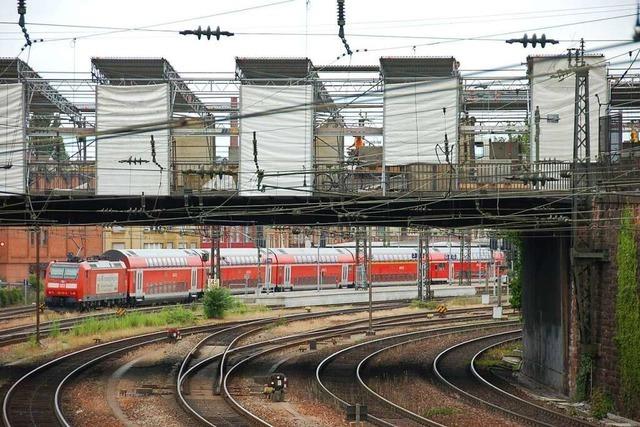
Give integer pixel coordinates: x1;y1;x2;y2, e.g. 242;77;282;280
101;249;207;304
432;245;505;280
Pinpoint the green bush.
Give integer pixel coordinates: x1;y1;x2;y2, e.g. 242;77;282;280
614;207;640;414
575;353;593;402
0;288;23;307
202;287;235;318
590;387;613;420
28;274;42;288
505;233;522;310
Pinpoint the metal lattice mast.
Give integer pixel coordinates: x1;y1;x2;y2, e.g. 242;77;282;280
417;228;431;300
570;39;605;360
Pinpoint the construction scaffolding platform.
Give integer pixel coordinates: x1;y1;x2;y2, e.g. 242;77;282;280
91;57;209;117
0;57;88;127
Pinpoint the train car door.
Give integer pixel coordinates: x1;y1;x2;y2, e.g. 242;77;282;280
356;265;365;287
284;265;291;289
190;268;198;294
135;269;144;299
264;264;272;290
341;264;348;287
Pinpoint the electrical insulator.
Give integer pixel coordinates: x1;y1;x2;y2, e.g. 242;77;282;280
179;25;234;41
506;33;559;48
337;0;345;26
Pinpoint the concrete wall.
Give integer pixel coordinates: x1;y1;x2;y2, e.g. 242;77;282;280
521;233;570;393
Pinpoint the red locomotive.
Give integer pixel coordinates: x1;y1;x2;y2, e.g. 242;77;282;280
45;246;505;309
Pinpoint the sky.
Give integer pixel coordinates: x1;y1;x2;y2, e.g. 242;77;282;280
0;0;638;77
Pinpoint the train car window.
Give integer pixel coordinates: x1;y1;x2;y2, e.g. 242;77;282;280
49;265;79;279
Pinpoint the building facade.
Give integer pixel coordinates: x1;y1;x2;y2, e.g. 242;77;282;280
0;226;103;283
102;226;202;251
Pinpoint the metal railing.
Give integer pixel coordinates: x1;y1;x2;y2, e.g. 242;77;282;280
25;158;637;197
28;161;95;193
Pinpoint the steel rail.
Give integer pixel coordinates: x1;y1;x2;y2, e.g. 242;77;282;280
173;301;418;425
317;321;519;426
8;303;402;427
177;318;385;425
431;329;560;426
182;308;498;426
470;337;598;427
3;327;175;427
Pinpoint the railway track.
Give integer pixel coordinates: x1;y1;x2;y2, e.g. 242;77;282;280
175;304;434;425
3;302;403;427
0;306;35;322
316;320;520;426
433;331;595;427
179;306;505;426
0;304;202;346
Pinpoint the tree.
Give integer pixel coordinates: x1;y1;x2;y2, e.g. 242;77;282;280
29;113;68;161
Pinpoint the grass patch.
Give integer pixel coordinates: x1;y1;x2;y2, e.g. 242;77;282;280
265;316;288;330
410;299;438;310
228;300;270;316
475;341;522;369
49;320;61;338
423;407;459;418
447;296;482;306
70;305;196;337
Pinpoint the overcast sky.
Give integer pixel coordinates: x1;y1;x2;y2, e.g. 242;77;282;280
0;0;638;76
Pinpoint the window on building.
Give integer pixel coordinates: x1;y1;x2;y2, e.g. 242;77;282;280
190;243;197;249
112;242;125;250
144;243;163;249
166;242;173;249
178;243;186;249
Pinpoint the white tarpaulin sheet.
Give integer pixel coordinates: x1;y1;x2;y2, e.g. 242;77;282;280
239;85;313;196
530;57;608;161
0;84;24;194
96;84;170;196
384;79;458;166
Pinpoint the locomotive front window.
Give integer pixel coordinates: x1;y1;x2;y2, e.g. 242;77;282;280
49;265;79;279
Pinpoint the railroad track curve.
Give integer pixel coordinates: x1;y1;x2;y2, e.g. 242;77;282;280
433;330;596;427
